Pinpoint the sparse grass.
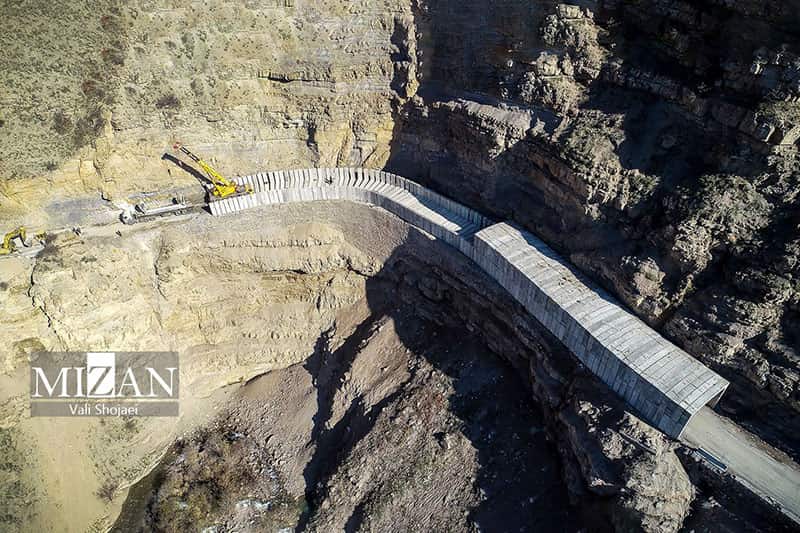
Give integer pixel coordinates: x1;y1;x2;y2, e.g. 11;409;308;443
155;94;180;110
0;1;127;178
101;47;125;66
0;428;36;528
142;424;303;531
96;479;118;502
122;417;138;433
52;111;72;135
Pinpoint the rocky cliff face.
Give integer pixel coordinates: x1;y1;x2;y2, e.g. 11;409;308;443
0;204;406;532
388;242;702;532
1;0;799;504
387;0;800;457
1;0;416;226
1;203;698;532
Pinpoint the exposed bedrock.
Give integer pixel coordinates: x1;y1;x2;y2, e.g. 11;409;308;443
0;0;417;227
386;0;800;457
382;227;795;532
1;202;716;532
382;240;697;532
0;204;400;532
1;0;798;478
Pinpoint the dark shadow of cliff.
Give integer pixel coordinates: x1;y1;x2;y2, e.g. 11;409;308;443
162;153;210;187
296;237;596;532
296;306;413;531
383;0;800;461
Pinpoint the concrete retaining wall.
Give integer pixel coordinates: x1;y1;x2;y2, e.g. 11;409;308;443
211;167;729;438
471;223;729;438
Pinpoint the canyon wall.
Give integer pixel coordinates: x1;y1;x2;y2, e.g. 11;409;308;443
1;0;416;226
0;202;701;532
387;0;800;455
1;0;798;454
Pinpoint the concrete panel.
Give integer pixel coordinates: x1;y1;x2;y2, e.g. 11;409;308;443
206;168;728;439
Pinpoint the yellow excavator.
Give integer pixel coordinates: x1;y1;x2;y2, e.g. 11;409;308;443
173;143;252;199
0;227;45;256
121;143;253;225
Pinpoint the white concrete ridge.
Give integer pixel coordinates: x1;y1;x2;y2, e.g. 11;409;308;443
472;223;729;438
213;167;729;439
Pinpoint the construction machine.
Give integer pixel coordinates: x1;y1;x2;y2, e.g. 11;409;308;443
0;227;46;256
120;194;194;225
172;143;252;199
119;143;253;224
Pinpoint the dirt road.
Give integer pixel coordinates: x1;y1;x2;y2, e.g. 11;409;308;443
683;407;800;525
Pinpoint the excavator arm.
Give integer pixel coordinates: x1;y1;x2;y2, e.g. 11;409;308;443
0;227;43;256
5;227;25;246
0;227;26;255
173;143;250;199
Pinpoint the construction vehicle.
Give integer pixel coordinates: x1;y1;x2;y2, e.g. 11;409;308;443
120;194;194;225
172;143;252;199
1;226;46;257
120;144;252;224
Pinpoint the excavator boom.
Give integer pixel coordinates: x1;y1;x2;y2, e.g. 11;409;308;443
0;227;44;256
120;143;252;224
173;143;249;199
1;227;25;255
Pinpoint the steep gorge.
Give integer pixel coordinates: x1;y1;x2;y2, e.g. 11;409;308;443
1;0;799;530
1;203;723;531
2;3;797;451
387;0;800;456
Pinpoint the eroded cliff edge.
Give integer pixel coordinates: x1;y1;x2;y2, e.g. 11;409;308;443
1;0;798;493
0;204;700;531
387;0;800;457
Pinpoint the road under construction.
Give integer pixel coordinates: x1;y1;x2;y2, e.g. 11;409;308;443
7;146;798;524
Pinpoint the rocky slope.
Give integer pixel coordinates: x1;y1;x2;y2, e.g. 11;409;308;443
115;309;585;533
386;0;800;457
0;204;403;531
1;0;415;227
2;203;769;532
2;1;797;455
1;0;799;529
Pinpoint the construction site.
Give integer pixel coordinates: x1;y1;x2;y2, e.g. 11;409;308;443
2;1;800;532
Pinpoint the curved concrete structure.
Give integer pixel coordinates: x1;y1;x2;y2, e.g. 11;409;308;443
212;167;729;439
